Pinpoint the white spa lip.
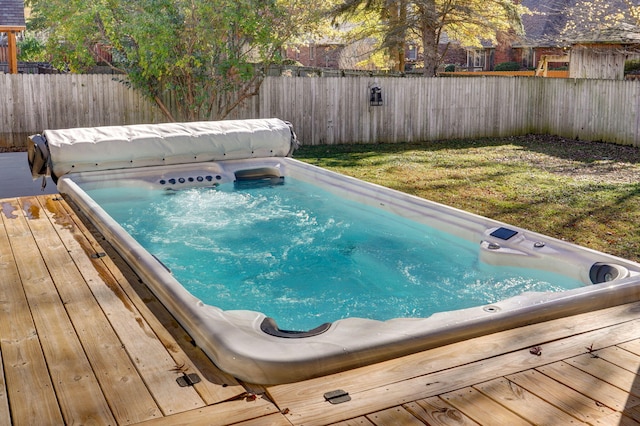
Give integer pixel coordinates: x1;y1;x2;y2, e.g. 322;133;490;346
40;118;640;384
58;157;640;385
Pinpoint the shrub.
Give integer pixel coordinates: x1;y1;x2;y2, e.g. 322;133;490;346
444;64;455;72
282;59;303;66
625;59;640;75
17;35;47;62
494;61;520;71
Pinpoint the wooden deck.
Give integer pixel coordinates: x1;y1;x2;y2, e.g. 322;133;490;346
2;194;640;425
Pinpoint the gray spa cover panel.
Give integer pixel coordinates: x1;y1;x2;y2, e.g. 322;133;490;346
42;118;295;177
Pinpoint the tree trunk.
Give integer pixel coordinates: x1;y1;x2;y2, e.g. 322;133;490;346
386;0;406;72
153;95;176;122
420;0;439;76
422;27;438;76
397;0;407;71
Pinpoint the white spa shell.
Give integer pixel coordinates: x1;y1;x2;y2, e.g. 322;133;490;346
33;118;640;384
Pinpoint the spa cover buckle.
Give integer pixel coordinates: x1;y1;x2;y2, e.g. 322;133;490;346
176;373;201;387
324;389;351;404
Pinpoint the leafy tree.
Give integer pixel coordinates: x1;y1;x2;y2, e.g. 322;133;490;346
418;0;525;76
26;0;323;121
625;58;640;74
17;35;47;62
332;0;526;76
332;0;408;71
560;0;640;34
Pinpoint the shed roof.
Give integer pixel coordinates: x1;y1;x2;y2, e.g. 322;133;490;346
570;23;640;44
0;0;26;28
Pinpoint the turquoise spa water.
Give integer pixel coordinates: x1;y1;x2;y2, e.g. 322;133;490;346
86;178;585;331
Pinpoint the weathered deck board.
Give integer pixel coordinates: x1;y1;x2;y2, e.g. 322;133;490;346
403;398;479;426
0;199;64;425
537;361;640;413
26;195;206;416
575;346;640;395
507;369;614;423
440;387;532;425
620;340;640;358
133;398;284;426
0;195;268;425
55;194;246;404
0;341;10;426
11;196;158;424
473;378;587;425
364;406;426;425
266;302;640;426
18;198;119;424
267;301;640;409
329;419;375;426
3;194;640;425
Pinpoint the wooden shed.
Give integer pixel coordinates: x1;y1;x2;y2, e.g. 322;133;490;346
569;23;640;80
0;0;26;74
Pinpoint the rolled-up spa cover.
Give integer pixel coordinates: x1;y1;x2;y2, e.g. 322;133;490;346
29;118;298;179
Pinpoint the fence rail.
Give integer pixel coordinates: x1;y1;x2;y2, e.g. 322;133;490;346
1;73;639;148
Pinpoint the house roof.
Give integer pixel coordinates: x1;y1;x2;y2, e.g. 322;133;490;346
518;0;572;47
516;0;640;47
0;0;26;28
570;22;640;44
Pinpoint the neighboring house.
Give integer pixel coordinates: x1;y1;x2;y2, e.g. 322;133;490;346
285;41;343;69
503;0;639;77
284;25;380;70
285;1;580;73
0;0;25;74
440;0;574;71
568;23;640;79
444;0;639;76
284;21;375;70
510;0;572;69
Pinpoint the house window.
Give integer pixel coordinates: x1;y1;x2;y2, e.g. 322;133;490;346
407;45;417;61
468;49;485;69
521;48;533;69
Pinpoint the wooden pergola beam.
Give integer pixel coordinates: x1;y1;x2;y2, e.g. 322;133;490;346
535;54;570;77
1;25;26;74
7;31;19;74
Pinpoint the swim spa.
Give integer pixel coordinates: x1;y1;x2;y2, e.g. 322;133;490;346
29;118;640;384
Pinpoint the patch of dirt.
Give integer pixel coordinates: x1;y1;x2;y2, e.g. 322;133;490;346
492;135;640;185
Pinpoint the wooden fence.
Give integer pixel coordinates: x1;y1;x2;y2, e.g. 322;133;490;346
0;73;165;148
1;73;639;148
257;76;640;146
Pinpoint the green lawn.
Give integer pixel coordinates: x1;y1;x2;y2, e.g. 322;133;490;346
295;135;640;263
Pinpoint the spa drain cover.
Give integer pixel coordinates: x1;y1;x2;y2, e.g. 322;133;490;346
324;389;351;404
176;373;201;387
